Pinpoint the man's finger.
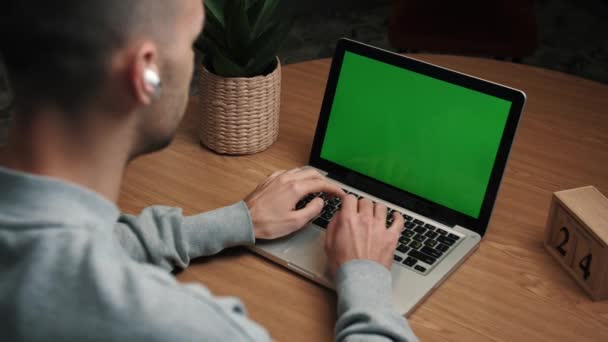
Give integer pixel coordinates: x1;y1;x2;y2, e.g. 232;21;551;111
284;167;302;175
291;197;324;227
293;179;345;198
358;198;373;217
388;212;404;234
286;168;324;182
373;202;387;225
341;194;357;214
266;169;286;183
325;210;342;252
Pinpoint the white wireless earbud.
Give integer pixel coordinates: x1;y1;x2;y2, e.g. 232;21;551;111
143;68;162;98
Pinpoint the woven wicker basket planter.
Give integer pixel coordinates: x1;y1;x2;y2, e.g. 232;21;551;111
199;59;281;155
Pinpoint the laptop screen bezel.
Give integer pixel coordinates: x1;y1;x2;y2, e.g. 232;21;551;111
309;38;526;237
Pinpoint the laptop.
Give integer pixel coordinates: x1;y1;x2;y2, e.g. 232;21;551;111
251;38;526;315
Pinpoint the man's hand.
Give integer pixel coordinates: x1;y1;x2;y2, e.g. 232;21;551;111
244;168;345;240
325;195;403;278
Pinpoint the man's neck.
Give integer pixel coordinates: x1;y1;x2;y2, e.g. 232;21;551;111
0;109;134;203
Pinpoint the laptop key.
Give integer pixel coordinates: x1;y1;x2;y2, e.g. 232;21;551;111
399;236;411;245
424;223;436;230
403;214;413;221
414;265;427;272
403;257;417;267
413;219;424;225
425;231;438;239
414;226;427;234
436;228;448;235
404;221;415;229
393;255;404;262
396;244;410;254
436;243;449;252
408;240;423;250
312;217;329;229
413;234;426;242
448;233;461;240
402;230;415;238
421;246;443;259
329;197;341;205
437;235;456;246
321;211;333;221
409;250;437;265
424;239;438;248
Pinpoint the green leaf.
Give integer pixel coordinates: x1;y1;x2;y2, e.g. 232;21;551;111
202;14;227;51
213;57;246;78
250;0;280;37
224;0;251;65
247;18;292;75
199;0;293;77
204;0;226;27
205;38;247;77
247;0;264;26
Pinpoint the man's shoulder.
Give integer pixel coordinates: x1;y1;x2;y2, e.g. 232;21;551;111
1;220;119;270
0;223;268;341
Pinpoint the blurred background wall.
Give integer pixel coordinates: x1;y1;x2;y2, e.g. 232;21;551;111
1;0;607;144
279;0;608;84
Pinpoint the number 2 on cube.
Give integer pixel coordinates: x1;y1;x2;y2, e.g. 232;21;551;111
555;226;592;281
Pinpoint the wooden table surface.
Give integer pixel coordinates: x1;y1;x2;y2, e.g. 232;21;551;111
118;55;608;341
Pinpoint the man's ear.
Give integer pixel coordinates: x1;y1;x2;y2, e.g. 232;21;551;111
129;41;160;106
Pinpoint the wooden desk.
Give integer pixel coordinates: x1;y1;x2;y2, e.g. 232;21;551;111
118;56;608;341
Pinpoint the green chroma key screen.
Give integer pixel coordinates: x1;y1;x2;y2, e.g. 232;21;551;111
320;51;512;218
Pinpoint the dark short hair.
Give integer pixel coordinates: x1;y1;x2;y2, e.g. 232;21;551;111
0;0;174;114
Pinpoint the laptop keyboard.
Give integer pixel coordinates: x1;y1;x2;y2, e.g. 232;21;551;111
295;190;464;275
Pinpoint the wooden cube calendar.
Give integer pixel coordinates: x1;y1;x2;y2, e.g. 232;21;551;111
544;186;608;301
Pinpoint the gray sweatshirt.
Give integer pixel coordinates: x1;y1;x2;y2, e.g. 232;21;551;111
0;166;417;341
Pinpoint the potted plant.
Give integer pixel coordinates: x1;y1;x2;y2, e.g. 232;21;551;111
197;0;292;155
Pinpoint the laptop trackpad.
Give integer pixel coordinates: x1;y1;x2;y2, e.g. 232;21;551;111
282;226;328;278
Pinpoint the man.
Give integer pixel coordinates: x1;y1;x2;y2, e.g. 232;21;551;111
0;1;418;341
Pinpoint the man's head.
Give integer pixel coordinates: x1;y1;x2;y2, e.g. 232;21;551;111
0;0;204;157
